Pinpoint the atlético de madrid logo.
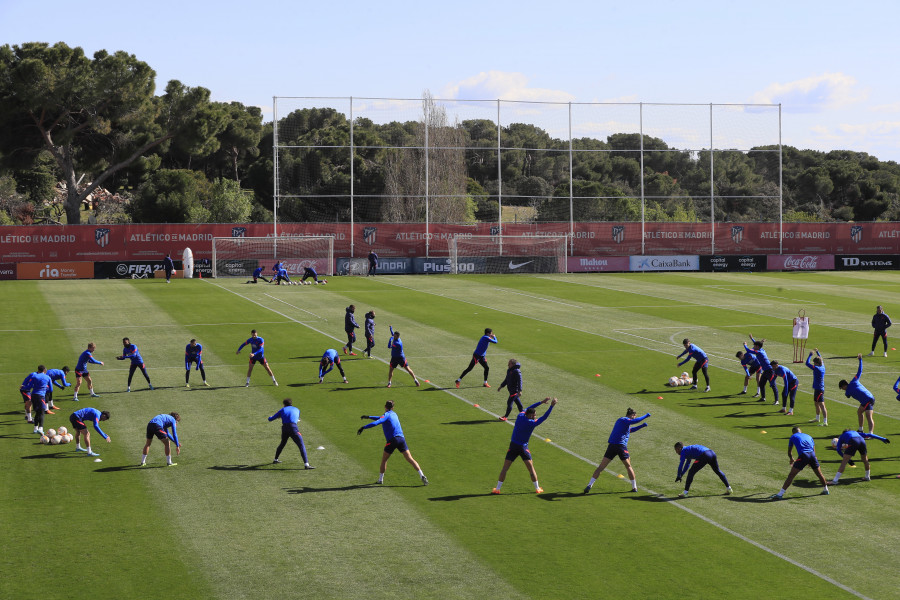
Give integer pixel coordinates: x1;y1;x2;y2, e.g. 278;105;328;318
731;226;744;244
612;226;625;244
94;228;110;248
850;225;863;243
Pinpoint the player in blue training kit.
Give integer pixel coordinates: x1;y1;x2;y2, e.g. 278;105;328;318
367;251;378;276
274;267;292;285
269;398;314;469
456;328;499;388
584;408;650;493
184;339;209;387
868;305;892;357
806;349;827;425
301;266;320;283
770;427;830;499
386;329;419;387
73;342;104;401
45;366;71;411
117;337;153;392
743;335;778;402
20;371;36;423
342;305;359;355
69;407;111;456
839;354;876;434
770;361;798;415
247;266;270;284
28;366;52;435
492;397;557;494
236;329;278;386
163;253;175;282
677;338;709;391
830;428;890;485
358;400;427;485
363;311;376;358
497;359;524;421
673;442;732;497
140;413;181;466
319;349;348;384
735;350;761;397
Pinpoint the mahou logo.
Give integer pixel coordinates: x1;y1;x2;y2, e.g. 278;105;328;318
784;255;819;270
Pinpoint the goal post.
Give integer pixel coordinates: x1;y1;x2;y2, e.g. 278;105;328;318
211;236;334;278
448;235;568;274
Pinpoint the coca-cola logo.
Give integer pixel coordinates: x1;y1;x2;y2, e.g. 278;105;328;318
783;255;818;269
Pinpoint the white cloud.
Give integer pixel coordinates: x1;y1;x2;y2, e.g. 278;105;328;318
442;71;575;103
751;73;866;113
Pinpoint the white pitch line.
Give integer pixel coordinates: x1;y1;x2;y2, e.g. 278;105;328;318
264;293;328;322
207;277;874;599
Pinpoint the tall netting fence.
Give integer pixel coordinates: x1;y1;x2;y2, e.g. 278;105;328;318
273;97;780;255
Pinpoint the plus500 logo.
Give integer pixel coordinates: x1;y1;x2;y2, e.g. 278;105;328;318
422;261;476;273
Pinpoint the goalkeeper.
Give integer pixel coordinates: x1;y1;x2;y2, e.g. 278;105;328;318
247;266;270;284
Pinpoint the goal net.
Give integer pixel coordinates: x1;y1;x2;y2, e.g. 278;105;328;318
211;236;334;278
448;235;568;274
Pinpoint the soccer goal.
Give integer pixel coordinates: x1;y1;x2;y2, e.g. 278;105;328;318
448;235;568;274
211;236;334;278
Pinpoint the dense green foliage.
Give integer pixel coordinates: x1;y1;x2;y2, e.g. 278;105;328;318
2;41;900;224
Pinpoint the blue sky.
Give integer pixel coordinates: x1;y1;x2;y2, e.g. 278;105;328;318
2;0;899;161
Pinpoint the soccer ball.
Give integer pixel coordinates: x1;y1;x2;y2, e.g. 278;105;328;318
58;426;68;436
58;434;69;444
668;376;680;387
47;428;57;438
50;435;62;445
39;435;50;445
680;378;692;386
832;437;839;449
681;372;690;380
322;279;327;284
66;434;74;443
305;281;311;285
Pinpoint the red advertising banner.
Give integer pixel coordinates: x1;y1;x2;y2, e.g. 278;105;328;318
766;254;836;271
1;222;900;263
17;261;94;279
567;256;630;272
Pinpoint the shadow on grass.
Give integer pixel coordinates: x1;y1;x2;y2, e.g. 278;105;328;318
21;451;83;459
286;483;397;494
722;494;782;503
208;464;279;471
429;491;525;501
94;464;159;472
719;411;778;418
539;490;623;501
0;433;45;440
442;419;497;426
1;410;23;416
327;385;393;391
289;355;324;360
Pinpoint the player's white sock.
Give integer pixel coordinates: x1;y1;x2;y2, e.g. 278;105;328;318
166;456;173;465
588;477;597;487
246;378;250;385
141;454;147;465
495;481;503;490
377;473;384;483
76;444;84;450
742;385;747;392
532;480;540;490
833;472;843;482
418;469;425;477
26;411;32;419
778;488;786;497
865;469;871;478
86;447;92;454
629;479;636;488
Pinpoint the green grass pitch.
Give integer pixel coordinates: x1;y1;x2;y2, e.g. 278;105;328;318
2;272;899;599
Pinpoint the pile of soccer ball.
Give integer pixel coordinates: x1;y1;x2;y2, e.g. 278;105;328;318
667;372;693;387
40;426;73;445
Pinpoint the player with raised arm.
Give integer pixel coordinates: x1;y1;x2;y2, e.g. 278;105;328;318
386;327;419;388
357;400;427;485
839;354;876;434
117;337;153;392
770;361;799;416
28;366;51;435
868;305;891;357
45;366;70;411
743;335;778;403
73;342;103;401
319;349;348;384
673;442;732;497
677;338;709;391
770;426;829;499
491;397;556;494
69;407;111;456
237;329;278;387
455;328;498;389
140;412;181;466
806;349;827;425
247;266;270;284
735;350;761;397
269;398;314;469
363;311;376;358
185;339;209;387
342;305;359;355
497;359;524;421
584;408;650;494
830;428;890;485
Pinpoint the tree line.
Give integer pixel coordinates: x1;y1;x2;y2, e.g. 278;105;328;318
2;42;900;226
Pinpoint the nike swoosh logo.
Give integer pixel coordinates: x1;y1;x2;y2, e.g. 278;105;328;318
508;260;534;270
